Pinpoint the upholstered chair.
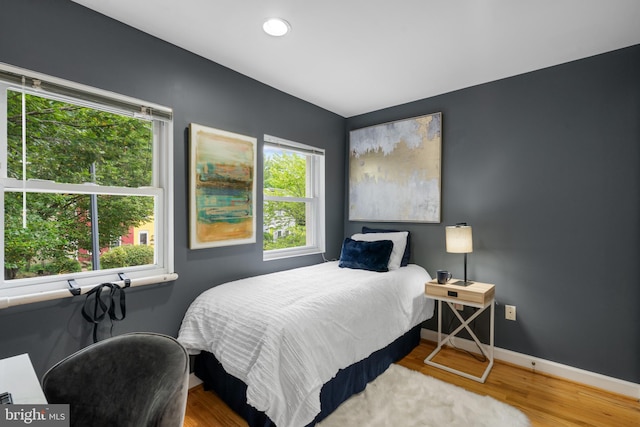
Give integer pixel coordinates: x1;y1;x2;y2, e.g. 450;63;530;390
42;332;189;427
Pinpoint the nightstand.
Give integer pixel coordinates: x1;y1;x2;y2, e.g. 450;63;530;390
424;279;495;383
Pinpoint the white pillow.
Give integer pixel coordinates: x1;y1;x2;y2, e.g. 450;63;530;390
351;231;408;270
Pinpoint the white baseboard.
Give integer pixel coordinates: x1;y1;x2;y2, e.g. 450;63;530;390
420;329;640;400
188;373;203;389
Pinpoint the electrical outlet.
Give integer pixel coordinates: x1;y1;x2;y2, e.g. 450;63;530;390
505;305;516;321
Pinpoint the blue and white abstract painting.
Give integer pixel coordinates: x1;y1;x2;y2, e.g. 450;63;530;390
349;112;441;222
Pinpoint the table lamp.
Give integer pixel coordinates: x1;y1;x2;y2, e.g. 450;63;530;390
446;223;473;286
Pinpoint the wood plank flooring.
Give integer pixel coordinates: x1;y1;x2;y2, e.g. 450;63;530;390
183;340;640;427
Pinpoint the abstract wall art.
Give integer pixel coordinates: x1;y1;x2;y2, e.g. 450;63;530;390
349;112;442;223
189;123;256;249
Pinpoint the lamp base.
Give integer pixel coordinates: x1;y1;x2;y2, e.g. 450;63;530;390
452;280;474;287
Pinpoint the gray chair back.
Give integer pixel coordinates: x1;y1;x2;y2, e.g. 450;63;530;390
42;332;189;427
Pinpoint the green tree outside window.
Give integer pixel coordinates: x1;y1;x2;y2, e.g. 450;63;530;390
4;91;154;280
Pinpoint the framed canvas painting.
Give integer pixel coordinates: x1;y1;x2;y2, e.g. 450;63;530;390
349;112;442;223
189;123;257;249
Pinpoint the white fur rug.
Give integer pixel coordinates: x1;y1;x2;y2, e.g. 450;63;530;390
317;364;530;427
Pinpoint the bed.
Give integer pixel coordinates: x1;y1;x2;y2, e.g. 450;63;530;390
178;233;434;427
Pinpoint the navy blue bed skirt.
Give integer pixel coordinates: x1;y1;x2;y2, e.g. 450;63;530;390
194;324;422;426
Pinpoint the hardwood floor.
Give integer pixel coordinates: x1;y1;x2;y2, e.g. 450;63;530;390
183;340;640;426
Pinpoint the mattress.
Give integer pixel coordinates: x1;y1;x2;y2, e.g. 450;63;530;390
178;261;434;427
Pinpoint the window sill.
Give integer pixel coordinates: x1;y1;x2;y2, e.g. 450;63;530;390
0;272;178;310
263;246;324;261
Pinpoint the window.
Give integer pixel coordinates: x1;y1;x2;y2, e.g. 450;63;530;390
0;64;174;304
263;134;325;260
139;231;148;246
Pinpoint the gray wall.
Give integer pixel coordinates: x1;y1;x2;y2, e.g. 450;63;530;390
0;0;345;377
346;44;640;383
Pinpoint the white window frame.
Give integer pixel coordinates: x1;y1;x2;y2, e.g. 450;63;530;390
263;134;325;261
0;63;175;308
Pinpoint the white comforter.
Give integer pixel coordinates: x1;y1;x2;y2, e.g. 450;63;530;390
178;261;434;427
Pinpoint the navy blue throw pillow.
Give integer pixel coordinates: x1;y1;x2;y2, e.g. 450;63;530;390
338;238;393;272
362;226;411;266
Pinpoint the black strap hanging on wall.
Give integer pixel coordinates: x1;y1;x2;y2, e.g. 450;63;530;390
81;283;127;343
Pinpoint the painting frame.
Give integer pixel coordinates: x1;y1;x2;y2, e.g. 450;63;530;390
348;112;442;223
189;123;257;249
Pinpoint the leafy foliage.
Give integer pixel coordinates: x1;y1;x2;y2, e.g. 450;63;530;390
263;151;307;250
4;91;154;279
100;245;154;269
39;258;82;276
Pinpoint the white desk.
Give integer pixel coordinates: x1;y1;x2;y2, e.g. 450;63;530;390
0;353;47;403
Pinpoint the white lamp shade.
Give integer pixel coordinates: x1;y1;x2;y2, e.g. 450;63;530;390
446;225;473;253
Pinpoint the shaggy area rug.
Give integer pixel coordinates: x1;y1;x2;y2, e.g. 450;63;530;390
317;364;530;427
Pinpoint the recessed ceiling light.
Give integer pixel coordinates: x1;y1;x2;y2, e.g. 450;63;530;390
263;18;291;37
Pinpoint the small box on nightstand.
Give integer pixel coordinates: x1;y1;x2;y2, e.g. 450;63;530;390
425;280;495;305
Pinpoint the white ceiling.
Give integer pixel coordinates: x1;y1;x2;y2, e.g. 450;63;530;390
72;0;640;117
